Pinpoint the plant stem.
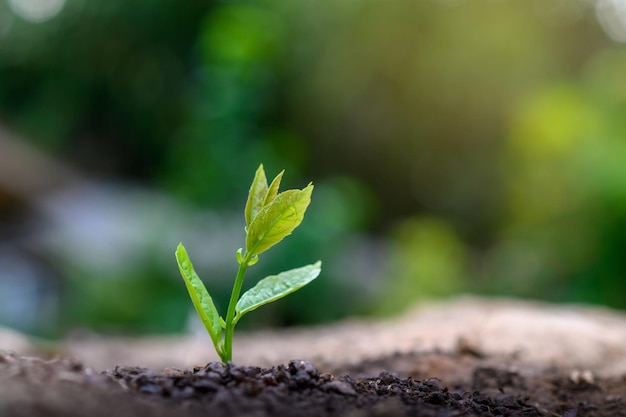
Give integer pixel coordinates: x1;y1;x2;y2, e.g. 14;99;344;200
221;252;251;362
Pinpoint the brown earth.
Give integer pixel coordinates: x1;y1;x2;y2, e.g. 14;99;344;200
1;297;625;416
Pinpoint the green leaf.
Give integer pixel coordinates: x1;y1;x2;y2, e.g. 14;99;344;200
246;184;313;256
175;243;222;349
244;164;268;228
235;261;321;323
264;169;284;207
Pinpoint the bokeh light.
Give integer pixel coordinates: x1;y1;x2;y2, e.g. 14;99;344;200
596;0;626;43
7;0;65;23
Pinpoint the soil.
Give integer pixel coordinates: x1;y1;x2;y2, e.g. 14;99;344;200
2;298;626;417
2;347;625;417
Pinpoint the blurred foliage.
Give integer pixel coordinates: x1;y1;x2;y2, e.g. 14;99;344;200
375;217;467;316
1;0;626;336
163;3;309;206
0;0;211;177
482;72;626;306
61;263;189;335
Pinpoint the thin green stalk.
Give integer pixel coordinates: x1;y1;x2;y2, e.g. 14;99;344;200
221;252;251;362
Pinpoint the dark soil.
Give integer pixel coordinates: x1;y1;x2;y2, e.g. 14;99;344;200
2;349;625;417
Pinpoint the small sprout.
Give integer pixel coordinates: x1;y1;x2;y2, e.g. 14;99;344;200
247;255;259;267
236;248;244;265
176;164;321;363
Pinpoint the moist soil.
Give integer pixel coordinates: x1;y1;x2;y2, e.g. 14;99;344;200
2;346;625;417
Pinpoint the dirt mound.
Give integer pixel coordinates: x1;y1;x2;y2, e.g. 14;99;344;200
2;348;625;417
106;359;546;417
2;297;626;416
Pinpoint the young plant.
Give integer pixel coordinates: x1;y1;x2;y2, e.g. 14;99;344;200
175;164;321;363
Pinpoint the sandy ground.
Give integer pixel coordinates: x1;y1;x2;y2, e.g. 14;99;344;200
2;296;626;376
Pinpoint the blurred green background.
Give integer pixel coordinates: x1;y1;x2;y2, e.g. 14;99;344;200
1;0;625;338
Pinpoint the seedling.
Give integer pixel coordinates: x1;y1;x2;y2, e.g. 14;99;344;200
175;164;321;363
